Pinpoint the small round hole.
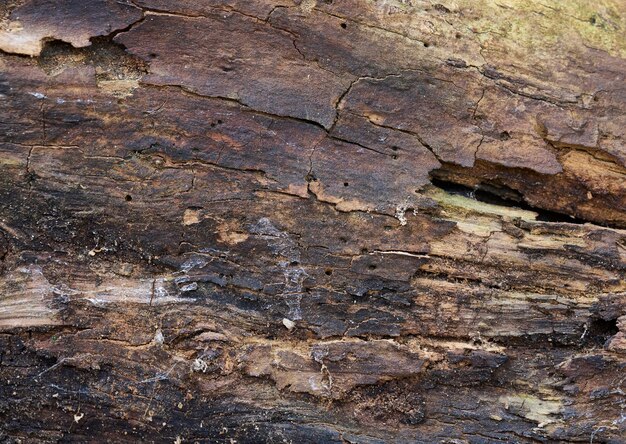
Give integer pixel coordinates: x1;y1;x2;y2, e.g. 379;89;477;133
455;32;462;39
499;131;511;140
125;195;132;202
343;182;349;187
423;42;430;47
325;269;333;276
391;146;399;151
340;23;347;29
368;264;377;270
392;155;398;160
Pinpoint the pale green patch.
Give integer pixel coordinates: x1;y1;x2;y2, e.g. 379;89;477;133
426;187;538;221
455;0;625;58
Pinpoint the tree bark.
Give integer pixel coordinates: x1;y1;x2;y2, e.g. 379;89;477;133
1;0;625;442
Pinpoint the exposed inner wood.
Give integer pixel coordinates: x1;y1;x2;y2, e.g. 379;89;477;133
0;0;625;442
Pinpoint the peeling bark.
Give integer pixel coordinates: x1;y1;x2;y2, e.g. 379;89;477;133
0;0;625;443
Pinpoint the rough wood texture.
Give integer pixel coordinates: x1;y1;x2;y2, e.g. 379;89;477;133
1;0;625;442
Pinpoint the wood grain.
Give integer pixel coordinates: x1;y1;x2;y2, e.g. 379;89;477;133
0;0;625;442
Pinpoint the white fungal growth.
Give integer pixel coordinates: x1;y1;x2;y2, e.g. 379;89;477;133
191;358;208;373
179;282;198;292
180;256;209;273
154;279;170;299
28;92;46;99
395;200;417;226
395;204;408;226
153;329;164;345
252;218;307;321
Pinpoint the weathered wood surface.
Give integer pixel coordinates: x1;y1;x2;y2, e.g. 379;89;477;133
0;0;625;442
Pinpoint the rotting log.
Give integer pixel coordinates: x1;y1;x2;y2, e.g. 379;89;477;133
0;0;625;442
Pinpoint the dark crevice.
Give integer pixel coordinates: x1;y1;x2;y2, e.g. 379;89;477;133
430;178;588;224
0;230;8;264
0;5;146;59
585;317;619;346
37;35;148;80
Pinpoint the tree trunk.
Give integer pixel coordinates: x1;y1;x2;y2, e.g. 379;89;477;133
1;0;625;442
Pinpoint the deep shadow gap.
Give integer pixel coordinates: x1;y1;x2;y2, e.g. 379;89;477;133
430;178;588;224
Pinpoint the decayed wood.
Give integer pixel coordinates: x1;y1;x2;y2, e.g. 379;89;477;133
0;0;625;442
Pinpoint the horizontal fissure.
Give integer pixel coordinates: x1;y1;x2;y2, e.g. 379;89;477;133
430;178;588;224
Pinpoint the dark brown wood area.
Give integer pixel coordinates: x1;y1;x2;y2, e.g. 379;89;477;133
0;1;625;442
